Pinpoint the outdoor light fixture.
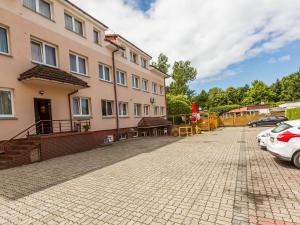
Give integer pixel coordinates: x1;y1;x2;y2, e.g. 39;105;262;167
39;90;45;96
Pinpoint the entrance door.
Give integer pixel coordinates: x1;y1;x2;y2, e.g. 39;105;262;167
34;98;53;134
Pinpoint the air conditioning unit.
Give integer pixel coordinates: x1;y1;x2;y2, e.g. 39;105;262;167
150;97;155;104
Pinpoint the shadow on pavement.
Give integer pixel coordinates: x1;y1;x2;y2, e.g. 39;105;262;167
0;136;181;200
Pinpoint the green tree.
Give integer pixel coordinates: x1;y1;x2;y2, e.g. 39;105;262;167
280;71;300;101
167;94;191;115
152;53;170;74
168;61;197;95
242;80;276;105
207;88;229;108
225;87;238;104
236;85;250;105
270;79;282;102
192;90;208;110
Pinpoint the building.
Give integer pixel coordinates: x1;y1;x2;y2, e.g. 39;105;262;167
279;102;300;109
224;104;270;117
0;0;169;168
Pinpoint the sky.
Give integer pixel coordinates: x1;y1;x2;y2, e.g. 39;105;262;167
70;0;300;93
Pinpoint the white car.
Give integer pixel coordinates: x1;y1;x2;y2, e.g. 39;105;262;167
256;128;273;148
267;120;300;168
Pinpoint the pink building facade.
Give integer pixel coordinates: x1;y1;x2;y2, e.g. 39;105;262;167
0;0;168;144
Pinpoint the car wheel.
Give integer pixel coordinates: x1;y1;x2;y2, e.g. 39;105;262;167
252;123;257;127
292;151;300;169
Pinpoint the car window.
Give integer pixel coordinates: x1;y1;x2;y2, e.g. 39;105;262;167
272;123;292;133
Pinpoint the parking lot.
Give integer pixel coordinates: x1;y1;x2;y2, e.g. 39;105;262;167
0;127;300;225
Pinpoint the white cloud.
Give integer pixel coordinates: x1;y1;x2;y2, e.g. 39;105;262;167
70;0;300;81
268;55;291;64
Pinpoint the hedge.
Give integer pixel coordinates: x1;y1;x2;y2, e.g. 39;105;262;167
286;107;300;120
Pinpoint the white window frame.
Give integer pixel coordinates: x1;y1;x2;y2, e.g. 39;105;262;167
131;75;140;89
130;51;138;64
133;103;141;117
141;79;149;92
120;45;127;58
64;12;84;36
101;99;114;117
141;58;147;69
154;106;159;117
99;64;110;82
116;70;126;86
72;97;91;117
69;52;88;76
0;88;15;118
31;38;58;68
0;25;10;55
143;105;150;117
23;0;53;19
152;82;158;94
93;29;101;45
118;102;128;117
159;85;164;95
160;107;165;116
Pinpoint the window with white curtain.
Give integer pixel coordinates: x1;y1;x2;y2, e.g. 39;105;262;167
73;97;90;116
118;102;128;116
23;0;51;19
0;26;9;54
69;53;87;75
144;105;150;117
0;89;14;117
160;107;165;116
64;13;84;36
131;75;140;89
116;70;126;86
142;79;148;92
99;64;110;81
154;106;159;116
152;82;158;94
93;29;101;45
31;39;57;67
134;104;141;117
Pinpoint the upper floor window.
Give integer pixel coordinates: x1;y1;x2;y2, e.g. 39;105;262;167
101;100;113;117
70;53;87;75
99;64;110;81
159;85;164;95
0;88;14;118
143;105;150;117
73;97;90;117
130;51;138;64
116;70;126;86
31;38;57;67
120;45;126;58
152;82;158;94
93;29;101;45
134;104;141;117
118;102;128;117
141;79;149;92
141;58;147;69
131;75;140;89
65;13;83;36
0;26;9;54
23;0;52;19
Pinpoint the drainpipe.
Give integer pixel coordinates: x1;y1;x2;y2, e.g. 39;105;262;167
112;49;120;141
68;90;78;131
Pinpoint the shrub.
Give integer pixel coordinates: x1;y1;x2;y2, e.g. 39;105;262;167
286;107;300;120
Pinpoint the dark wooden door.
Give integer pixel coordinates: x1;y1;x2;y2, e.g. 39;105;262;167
34;98;53;134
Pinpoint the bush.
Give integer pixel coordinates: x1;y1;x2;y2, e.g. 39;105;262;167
209;104;240;115
167;94;191;115
286;107;300;120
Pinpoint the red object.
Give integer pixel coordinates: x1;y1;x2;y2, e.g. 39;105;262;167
277;131;300;143
192;102;197;113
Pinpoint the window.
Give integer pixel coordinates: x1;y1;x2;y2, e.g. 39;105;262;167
116;70;126;86
31;39;57;67
152;82;158;94
154;106;159;117
0;26;9;54
73;97;90;116
118;102;128;116
159;85;164;95
130;51;138;64
101;100;113;117
141;79;148;92
141;58;147;68
64;13;83;36
23;0;52;19
160;107;165;116
99;64;110;81
93;29;101;45
121;45;126;58
134;104;141;117
70;53;87;75
131;75;140;89
144;105;150;117
0;89;14;117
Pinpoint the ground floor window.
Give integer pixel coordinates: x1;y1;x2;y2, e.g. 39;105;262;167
160;107;165;116
73;97;90;117
101;100;113;117
119;133;128;140
134;103;141;117
0;88;14;117
118;102;128;117
154;106;159;116
144;105;150;117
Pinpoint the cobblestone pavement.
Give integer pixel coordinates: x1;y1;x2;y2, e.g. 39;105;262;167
0;127;300;225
